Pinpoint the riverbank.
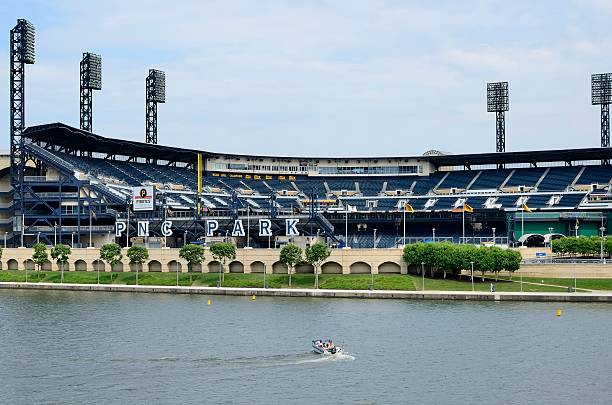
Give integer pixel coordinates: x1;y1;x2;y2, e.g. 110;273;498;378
2;280;612;302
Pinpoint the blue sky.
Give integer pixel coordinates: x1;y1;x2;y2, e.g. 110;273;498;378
2;0;612;157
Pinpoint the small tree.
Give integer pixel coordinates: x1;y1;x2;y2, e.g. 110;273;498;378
279;244;303;287
179;244;205;272
32;242;49;274
51;244;71;283
210;242;236;284
100;243;123;282
127;245;149;285
305;242;331;288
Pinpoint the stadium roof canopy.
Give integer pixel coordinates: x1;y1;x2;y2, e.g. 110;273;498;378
23;122;612;168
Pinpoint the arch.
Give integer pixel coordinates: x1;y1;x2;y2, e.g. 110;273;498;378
129;262;142;272
272;261;288;274
250;261;265;273
112;262;124;272
23;259;35;271
321;261;342;274
229;261;244;273
148;260;162;272
295;263;314;273
350;261;371;274
518;233;545;248
190;263;202;273
74;259;87;271
168;260;183;272
92;260;105;272
7;259;18;270
208;260;222;273
378;261;401;274
42;261;52;271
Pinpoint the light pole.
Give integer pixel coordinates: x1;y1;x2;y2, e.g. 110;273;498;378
548;227;554;247
176;260;180;287
600;226;606;264
4;232;7;248
492;227;496;246
54;224;57;246
402;201;406;246
36;232;40;244
421;262;425;291
373;228;377;249
183;231;187;246
71;232;75;248
470;261;474;292
432;227;436;243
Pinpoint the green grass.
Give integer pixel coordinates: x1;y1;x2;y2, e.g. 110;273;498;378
0;270;587;293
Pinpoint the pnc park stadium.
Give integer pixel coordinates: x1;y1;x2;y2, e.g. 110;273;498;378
5;18;612;252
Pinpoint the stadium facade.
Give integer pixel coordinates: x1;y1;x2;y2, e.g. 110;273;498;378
5;19;612;249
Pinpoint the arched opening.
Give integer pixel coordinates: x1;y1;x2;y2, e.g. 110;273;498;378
24;259;35;271
229;261;244;273
350;261;371;274
519;234;545;248
129;262;142;272
74;260;87;271
189;263;202;273
208;260;222;273
250;261;265;273
112;262;124;272
7;259;18;270
378;261;401;274
92;260;105;272
168;260;182;272
42;261;52;271
321;261;342;274
295;263;314;273
148;260;162;272
272;261;288;274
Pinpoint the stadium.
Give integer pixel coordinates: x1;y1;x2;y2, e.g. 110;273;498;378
5;19;612;250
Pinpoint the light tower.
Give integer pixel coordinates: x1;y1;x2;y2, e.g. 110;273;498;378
487;81;509;153
591;73;612;151
145;69;165;144
80;52;102;132
9;19;35;222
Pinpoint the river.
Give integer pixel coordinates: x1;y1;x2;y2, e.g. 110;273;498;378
0;290;610;404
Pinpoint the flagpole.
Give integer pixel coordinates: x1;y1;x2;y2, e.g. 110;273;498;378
89;208;92;247
345;208;348;248
521;207;524;246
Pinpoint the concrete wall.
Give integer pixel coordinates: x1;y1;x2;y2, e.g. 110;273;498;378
0;247;407;274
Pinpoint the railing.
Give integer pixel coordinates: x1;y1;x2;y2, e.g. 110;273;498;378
28;225;115;232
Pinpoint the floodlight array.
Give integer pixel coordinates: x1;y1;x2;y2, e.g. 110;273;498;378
148;69;166;103
487;82;509;112
591;73;612;105
83;53;102;90
21;19;35;64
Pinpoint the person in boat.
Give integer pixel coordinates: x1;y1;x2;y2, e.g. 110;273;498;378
328;340;334;349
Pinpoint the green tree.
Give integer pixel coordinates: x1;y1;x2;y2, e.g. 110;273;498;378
210;242;236;284
179;244;205;272
127;245;149;285
51;244;71;283
32;242;49;273
501;249;522;274
100;243;123;282
305;242;331;288
279;244;303;287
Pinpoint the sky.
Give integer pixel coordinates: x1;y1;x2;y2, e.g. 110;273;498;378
2;0;612;157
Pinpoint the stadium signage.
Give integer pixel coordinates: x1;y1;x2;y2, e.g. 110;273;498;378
132;186;154;211
114;218;300;238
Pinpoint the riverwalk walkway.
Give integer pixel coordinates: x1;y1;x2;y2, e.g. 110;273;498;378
2;282;612;302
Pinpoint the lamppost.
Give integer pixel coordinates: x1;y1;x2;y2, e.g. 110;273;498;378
421;262;425;291
432;227;436;243
54;224;57;246
373;228;377;249
492;227;496;246
71;232;75;248
470;261;475;291
600;226;607;264
36;232;40;244
4;232;7;248
548;227;554;247
183;230;187;246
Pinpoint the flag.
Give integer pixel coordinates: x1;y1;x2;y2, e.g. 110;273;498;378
90;207;97;220
346;204;357;212
463;203;473;213
404;202;414;213
522;203;532;213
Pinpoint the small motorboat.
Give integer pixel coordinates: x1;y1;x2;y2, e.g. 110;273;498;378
312;339;342;355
